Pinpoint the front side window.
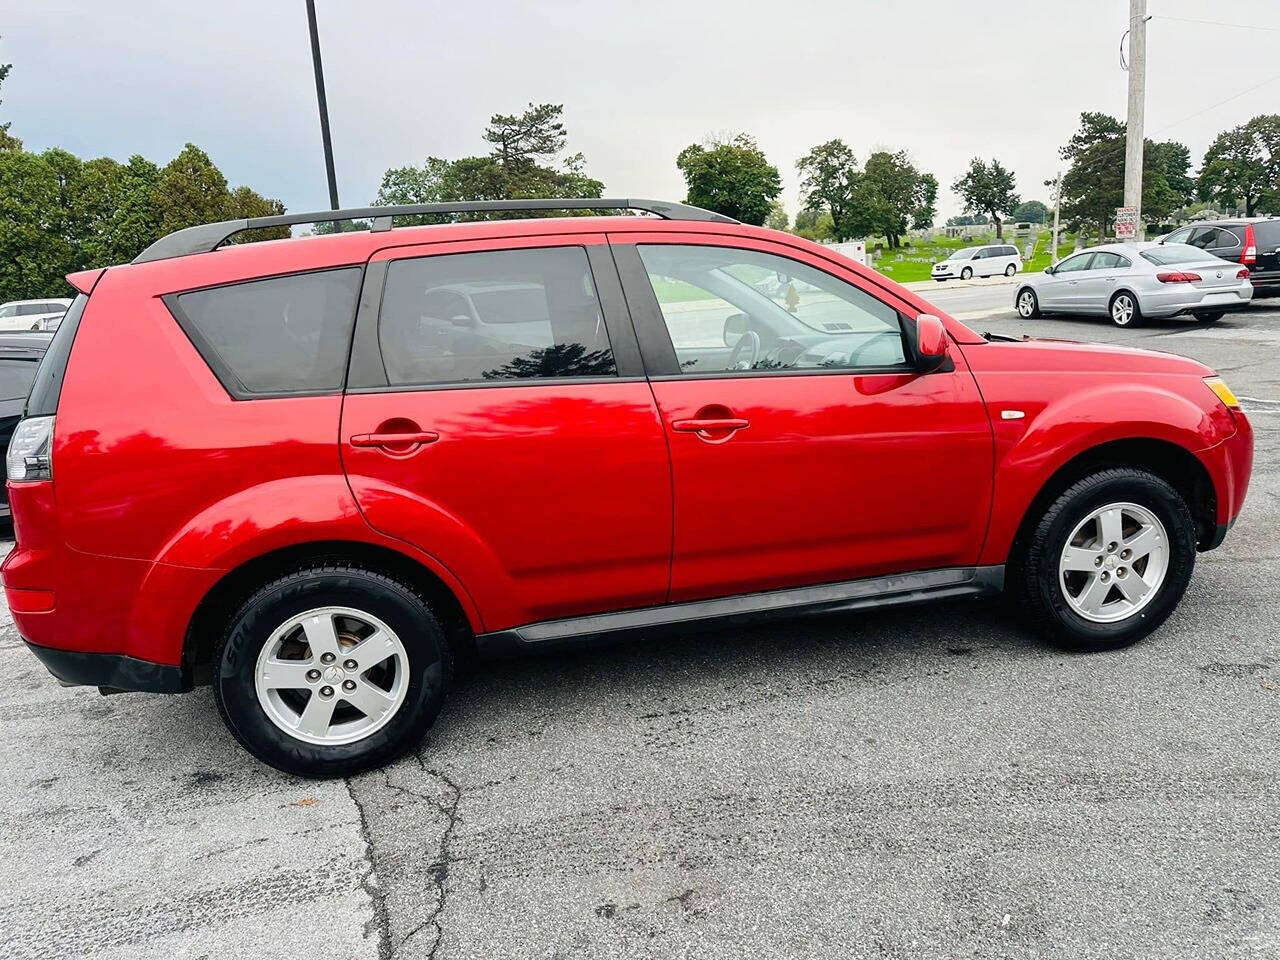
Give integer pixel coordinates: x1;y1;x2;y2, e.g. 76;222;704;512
172;268;362;396
0;305;14;319
637;244;907;375
1055;253;1094;273
378;246;615;386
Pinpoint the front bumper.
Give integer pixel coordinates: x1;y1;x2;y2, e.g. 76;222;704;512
24;640;187;693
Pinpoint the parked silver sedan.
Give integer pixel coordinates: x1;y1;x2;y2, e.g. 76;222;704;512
1013;242;1253;327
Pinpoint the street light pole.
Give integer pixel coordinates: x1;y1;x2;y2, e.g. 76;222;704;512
1122;0;1148;242
1051;170;1062;265
305;0;340;227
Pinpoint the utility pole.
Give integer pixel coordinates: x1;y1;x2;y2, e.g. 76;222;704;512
1051;170;1062;265
305;0;340;227
1122;0;1148;242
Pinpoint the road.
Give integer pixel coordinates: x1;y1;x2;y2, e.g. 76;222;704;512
2;292;1279;959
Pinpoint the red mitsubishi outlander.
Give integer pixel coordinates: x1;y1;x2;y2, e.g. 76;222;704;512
4;199;1253;776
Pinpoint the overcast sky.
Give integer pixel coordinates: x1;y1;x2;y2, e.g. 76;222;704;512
3;1;1276;223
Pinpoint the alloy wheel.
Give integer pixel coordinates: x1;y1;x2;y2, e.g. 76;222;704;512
1111;294;1135;326
1058;502;1168;623
254;606;410;745
1017;291;1036;317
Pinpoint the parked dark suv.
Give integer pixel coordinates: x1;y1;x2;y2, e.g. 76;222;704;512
3;199;1253;777
1162;218;1280;296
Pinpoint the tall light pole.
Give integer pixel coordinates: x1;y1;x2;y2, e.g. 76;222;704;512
1051;170;1062;265
1122;0;1148;242
305;0;340;225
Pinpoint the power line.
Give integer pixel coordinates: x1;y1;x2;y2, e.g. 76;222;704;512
1151;14;1280;33
1149;72;1280;136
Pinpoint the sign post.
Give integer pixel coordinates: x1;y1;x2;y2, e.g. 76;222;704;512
1115;206;1139;243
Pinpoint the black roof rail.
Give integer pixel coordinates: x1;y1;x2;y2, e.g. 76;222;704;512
131;198;736;264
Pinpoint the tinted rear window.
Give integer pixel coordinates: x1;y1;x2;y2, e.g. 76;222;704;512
1140;245;1211;266
1254;220;1280;246
27;294;86;417
0;358;40;401
171;268;362;397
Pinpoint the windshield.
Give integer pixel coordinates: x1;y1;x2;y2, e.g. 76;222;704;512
1141;244;1217;266
949;248;979;260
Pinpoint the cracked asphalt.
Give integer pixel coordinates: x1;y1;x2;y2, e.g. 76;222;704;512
2;297;1279;959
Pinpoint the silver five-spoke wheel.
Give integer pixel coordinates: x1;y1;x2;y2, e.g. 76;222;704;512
254;606;409;745
1017;290;1036;317
1059;502;1168;623
1111;293;1135;326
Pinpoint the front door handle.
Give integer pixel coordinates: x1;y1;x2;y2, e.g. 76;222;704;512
350;431;439;447
671;418;749;433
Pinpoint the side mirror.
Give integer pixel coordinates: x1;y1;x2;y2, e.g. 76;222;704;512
1043;265;1055;275
915;314;950;374
723;312;750;348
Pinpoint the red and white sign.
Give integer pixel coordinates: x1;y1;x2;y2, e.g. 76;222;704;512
1115;207;1139;240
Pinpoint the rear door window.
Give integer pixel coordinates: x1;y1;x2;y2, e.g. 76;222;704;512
168;268;362;397
377;246;616;386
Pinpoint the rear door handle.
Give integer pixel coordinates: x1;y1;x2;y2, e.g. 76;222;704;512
671;418;749;432
350;431;440;448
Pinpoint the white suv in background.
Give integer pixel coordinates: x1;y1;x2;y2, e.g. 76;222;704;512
0;298;72;331
932;244;1022;281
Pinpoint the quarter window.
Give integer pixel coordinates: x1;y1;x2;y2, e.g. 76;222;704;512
637;244;907;375
377;246;615;386
171;268;362;396
1090;252;1130;269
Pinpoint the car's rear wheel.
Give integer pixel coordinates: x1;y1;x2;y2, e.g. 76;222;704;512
1109;291;1142;327
214;565;453;777
1016;288;1040;318
960;266;973;280
1012;468;1196;651
1004;264;1016;277
1193;310;1224;323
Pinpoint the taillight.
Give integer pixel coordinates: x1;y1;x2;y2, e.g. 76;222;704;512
6;416;54;482
1242;223;1257;265
1156;271;1201;283
1238;268;1251;279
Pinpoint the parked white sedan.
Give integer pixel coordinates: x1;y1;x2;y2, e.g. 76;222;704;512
1013;243;1252;327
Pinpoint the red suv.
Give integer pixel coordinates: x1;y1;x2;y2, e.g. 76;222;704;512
4;199;1253;776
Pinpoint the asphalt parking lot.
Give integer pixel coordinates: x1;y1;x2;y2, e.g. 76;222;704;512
2;294;1278;959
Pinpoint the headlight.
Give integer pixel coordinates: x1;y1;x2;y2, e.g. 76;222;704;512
6;416;54;481
1204;376;1240;410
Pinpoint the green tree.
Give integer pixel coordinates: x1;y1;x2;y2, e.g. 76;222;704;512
1058;112;1193;240
75;155;163;266
0;150;73;300
676;133;781;226
1011;200;1048;224
153;143;230;233
951;157;1019;238
227;185;289;242
1198;115;1280;216
846;150;936;249
945;213;989;227
764;200;788;231
792;208;834;242
0;38;19;151
796;139;859;241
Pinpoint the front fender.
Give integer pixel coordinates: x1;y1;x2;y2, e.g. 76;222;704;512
979;382;1234;565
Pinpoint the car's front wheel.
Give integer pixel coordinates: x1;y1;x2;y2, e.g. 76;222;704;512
1012;468;1196;650
960;266;973;280
214;565;453;777
1109;291;1142;327
1016;288;1041;318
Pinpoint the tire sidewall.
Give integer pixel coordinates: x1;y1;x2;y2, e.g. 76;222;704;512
961;267;973;280
1017;288;1038;318
215;569;449;776
1110;291;1140;327
1031;473;1195;648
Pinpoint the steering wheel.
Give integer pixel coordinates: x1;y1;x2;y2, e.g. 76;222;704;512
848;330;903;367
726;330;761;371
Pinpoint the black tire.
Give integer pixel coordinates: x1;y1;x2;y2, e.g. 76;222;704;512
1004;264;1016;277
960;266;973;280
1193;310;1224;323
1109;290;1142;327
1012;468;1196;651
214;565;453;777
1016;287;1041;318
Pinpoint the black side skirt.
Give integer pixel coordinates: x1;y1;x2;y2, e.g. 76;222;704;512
476;565;1005;657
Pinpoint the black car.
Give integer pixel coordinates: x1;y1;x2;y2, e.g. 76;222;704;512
0;333;52;519
1162;218;1280;296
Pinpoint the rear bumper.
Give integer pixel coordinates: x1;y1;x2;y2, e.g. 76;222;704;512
24;640;187;693
1142;280;1253;317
